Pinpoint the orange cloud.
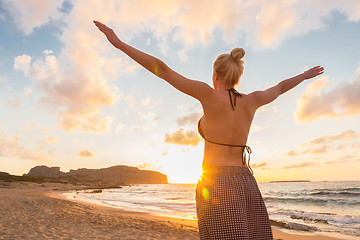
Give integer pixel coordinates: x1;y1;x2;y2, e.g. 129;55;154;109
0;131;47;162
177;111;202;126
284;145;327;156
59;113;113;133
305;130;357;145
164;111;203;146
285;130;359;157
326;155;353;165
13;42;118;133
37;136;58;149
255;0;296;47
285;150;299;156
251;162;267;168
283;161;314;169
352;142;360;148
164;128;202;146
296;71;360;123
306;145;327;154
77;150;95;158
137;163;160;170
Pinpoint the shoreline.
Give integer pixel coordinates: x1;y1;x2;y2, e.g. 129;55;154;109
58;188;346;240
0;182;349;240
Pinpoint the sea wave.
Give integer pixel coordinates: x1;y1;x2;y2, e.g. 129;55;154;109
263;196;360;206
290;214;329;224
310;191;360;196
269;219;318;232
66;181;360;239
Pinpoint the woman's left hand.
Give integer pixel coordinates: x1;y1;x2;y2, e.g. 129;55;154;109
303;66;324;80
93;20;122;48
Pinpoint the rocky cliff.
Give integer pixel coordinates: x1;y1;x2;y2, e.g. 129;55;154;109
25;166;65;178
24;165;168;187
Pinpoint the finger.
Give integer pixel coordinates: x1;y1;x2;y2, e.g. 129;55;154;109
94;21;107;30
93;20;104;25
98;24;110;31
94;24;108;32
317;67;324;72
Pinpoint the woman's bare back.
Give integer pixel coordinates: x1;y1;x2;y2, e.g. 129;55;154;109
199;88;256;168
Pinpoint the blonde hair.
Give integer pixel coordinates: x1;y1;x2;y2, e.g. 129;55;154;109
213;47;245;86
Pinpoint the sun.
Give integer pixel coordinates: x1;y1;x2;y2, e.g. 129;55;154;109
160;146;204;183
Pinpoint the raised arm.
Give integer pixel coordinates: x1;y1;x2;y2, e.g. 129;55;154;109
248;66;324;109
93;21;213;101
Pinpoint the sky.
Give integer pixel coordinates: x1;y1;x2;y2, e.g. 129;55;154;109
0;0;360;183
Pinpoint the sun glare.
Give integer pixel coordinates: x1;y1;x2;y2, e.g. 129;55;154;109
164;161;203;183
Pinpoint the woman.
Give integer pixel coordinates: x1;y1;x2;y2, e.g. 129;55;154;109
94;20;323;239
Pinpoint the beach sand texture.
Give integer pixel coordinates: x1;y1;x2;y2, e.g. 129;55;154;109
0;182;343;240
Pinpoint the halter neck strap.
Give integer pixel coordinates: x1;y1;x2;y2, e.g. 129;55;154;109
227;88;242;110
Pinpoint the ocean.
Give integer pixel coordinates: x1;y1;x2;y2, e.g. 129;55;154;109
64;181;360;239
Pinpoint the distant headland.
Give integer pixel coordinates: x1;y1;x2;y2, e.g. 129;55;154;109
269;180;311;183
0;165;168;188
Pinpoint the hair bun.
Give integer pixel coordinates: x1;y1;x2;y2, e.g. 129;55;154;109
230;47;245;61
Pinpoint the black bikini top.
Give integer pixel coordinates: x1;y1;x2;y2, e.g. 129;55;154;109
198;88;253;174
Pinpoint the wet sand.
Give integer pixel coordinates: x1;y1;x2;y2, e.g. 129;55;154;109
0;182;344;240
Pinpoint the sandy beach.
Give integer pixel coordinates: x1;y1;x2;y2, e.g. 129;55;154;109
0;182;346;240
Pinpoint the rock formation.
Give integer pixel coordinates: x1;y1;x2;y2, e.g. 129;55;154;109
24;165;167;187
25;166;65;178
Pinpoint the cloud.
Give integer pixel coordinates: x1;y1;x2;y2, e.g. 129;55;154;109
0;131;47;162
177;111;202;126
77;150;95;158
43;49;53;55
13;54;31;73
352;142;360;148
326;155;353;164
164;111;202;146
254;1;296;47
6;0;360;132
2;91;21;109
164;128;202;146
0;76;7;83
326;160;347;165
296;70;360;123
283;161;314;169
284;145;327;156
177;49;188;63
307;145;327;154
116;92;159;132
137;163;151;169
137;162;160;170
13;52;118;132
4;0;360;50
251;162;267;168
37;136;58;149
305;130;358;145
285;150;299;156
285;130;358;157
1;0;65;35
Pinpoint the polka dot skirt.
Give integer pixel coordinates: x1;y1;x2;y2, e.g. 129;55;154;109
196;166;273;240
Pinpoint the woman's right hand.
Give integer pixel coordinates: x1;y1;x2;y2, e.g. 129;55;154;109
94;20;123;48
303;66;324;79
